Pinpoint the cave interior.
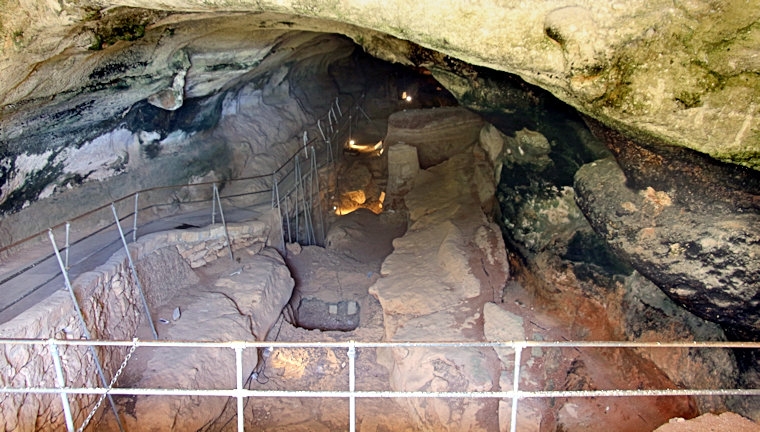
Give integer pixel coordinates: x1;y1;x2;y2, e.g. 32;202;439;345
0;7;759;432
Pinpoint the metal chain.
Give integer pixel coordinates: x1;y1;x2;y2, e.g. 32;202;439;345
77;338;138;432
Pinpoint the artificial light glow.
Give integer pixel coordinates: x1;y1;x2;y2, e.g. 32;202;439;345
401;91;407;100
347;139;384;154
405;95;412;102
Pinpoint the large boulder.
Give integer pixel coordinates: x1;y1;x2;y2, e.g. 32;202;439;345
574;157;760;340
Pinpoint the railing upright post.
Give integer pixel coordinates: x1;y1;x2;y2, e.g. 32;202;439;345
49;339;75;432
213;184;235;261
294;156;301;244
47;229;126;432
111;204;158;340
211;184;217;225
132;193;139;242
348;341;356;432
317;119;326;142
311;146;325;246
510;343;523;432
284;187;292;244
271;173;286;252
64;222;70;270
235;344;245;432
328;107;335;135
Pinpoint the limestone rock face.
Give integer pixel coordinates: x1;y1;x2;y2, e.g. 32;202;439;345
2;2;757;170
575;157;760;340
213;247;295;340
386;143;420;196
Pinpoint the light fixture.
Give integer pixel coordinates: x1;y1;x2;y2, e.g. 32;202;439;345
405;95;412;102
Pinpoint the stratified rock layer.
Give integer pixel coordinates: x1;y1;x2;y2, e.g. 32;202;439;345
384;107;485;168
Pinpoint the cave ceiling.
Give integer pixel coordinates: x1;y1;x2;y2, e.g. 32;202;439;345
1;0;759;168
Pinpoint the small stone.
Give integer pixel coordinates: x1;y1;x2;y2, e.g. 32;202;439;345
347;301;358;315
286;242;302;255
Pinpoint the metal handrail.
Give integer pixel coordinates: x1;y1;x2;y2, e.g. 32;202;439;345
1;338;758;432
0;97;352;255
0;97;359;316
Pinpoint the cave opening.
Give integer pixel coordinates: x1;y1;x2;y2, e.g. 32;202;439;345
0;11;758;431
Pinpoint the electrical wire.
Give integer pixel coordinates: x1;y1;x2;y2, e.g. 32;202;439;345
195;311;287;431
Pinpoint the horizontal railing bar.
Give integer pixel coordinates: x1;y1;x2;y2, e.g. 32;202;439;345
1;339;759;349
0;97;353;254
2;387;759;399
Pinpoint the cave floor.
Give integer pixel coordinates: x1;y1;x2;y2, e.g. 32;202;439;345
100;209;702;432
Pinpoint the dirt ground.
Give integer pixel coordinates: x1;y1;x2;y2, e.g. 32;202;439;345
97;152;757;431
105;206;704;432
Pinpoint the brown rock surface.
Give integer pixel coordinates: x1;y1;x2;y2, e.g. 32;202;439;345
654;412;760;432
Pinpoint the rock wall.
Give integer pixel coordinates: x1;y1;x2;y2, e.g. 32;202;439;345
0;220;271;431
493;120;758;419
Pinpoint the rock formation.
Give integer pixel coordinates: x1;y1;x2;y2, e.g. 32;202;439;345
1;1;759;428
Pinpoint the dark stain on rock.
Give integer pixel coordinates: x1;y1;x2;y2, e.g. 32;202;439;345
584;117;760;212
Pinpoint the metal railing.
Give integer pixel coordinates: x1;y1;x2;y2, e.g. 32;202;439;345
0;95;373;321
1;338;758;432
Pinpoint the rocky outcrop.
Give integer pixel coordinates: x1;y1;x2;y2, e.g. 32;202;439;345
492;105;756;420
574;157;760;340
369;109;510;431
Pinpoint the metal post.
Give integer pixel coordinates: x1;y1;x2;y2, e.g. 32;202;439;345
132;193;139;242
510;343;523;432
330;106;338;127
47;230;126;432
271;174;285;251
294;156;301;244
317;119;326;142
335;97;342;117
311;147;326;246
211;184;217;225
110;204;158;340
213;185;235;261
348;341;356;432
284;188;292;244
328;107;335;135
64;222;70;270
303;131;309;158
49;339;75;432
235;344;245;432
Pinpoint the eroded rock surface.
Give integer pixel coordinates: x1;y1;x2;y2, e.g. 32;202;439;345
2;2;758;169
575;157;760;340
114;247;294;431
384;107;485;168
370;110;509;431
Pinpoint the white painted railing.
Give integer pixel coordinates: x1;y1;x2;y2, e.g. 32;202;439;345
2;338;759;432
